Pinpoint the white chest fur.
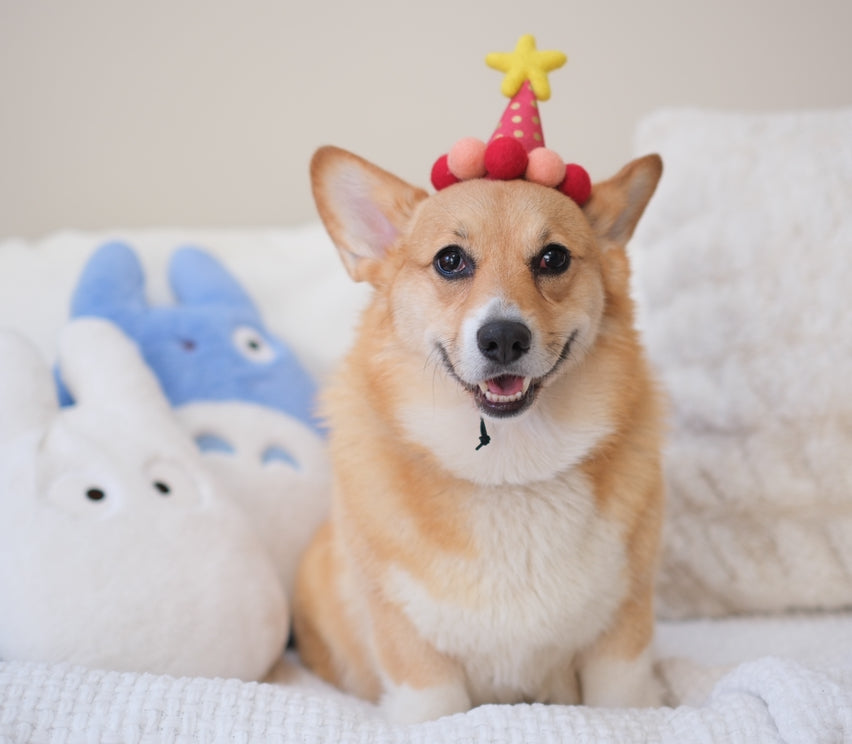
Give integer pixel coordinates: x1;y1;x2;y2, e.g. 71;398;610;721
384;469;627;705
400;400;613;489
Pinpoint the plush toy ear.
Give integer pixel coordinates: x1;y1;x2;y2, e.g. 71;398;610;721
70;242;148;318
58;318;172;421
310;146;429;284
0;330;56;445
169;247;258;313
583;154;663;249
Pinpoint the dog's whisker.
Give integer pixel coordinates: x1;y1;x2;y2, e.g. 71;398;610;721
424;344;449;406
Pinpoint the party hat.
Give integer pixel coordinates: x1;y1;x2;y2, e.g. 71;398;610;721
431;35;591;206
490;80;545;152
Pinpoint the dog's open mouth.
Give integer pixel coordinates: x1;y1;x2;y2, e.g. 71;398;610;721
474;374;537;417
437;330;579;420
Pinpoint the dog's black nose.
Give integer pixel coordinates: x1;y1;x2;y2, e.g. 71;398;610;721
477;321;531;364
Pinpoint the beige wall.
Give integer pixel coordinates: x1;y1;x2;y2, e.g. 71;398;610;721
1;0;850;239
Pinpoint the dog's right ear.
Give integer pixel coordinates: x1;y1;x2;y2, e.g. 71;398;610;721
311;146;428;284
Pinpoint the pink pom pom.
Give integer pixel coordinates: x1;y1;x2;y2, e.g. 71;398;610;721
484;137;528;180
431;154;460;191
447;137;487;180
559;164;592;206
525;148;566;188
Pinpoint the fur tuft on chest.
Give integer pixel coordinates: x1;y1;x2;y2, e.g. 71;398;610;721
383;474;628;701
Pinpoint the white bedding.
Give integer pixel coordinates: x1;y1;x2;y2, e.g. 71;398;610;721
2;106;852;743
2;614;852;742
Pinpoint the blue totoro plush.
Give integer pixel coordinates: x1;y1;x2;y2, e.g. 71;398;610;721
61;242;331;601
60;242;321;435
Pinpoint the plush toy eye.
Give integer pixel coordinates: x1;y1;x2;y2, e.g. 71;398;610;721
434;246;473;279
43;472;118;518
144;459;204;507
232;326;276;363
534;244;571;275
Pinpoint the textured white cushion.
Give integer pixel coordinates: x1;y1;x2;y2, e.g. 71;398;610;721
631;108;852;618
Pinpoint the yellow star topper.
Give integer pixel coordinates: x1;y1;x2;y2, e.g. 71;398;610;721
485;34;567;102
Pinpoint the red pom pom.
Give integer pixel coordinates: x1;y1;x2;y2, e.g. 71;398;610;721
559;164;592;206
484;137;528;180
431;155;459;191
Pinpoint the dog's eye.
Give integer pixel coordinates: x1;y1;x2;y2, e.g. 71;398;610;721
535;244;571;275
433;246;472;279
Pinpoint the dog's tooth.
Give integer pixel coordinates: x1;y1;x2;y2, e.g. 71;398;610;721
522;377;531;394
485;390;522;403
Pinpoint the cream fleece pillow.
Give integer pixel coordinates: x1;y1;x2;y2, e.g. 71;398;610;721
631;108;852;618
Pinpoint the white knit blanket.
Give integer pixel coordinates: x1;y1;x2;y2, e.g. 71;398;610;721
3;631;852;743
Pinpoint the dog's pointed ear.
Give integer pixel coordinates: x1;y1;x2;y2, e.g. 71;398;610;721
311;146;429;283
583;154;663;249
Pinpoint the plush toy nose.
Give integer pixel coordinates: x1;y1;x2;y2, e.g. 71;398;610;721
477;320;531;364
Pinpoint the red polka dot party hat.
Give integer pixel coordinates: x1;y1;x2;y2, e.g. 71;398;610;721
431;34;592;206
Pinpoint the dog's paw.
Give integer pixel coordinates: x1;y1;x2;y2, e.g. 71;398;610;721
379;680;472;724
580;647;663;708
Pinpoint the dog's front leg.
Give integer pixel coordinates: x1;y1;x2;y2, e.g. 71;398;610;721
541;661;581;705
369;595;471;724
575;590;662;708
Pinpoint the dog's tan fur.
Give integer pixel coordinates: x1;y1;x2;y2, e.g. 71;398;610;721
294;146;665;723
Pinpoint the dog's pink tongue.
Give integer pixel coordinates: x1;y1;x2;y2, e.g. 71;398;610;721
487;375;525;396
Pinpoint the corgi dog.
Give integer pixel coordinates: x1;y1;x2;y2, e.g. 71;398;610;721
294;145;665;724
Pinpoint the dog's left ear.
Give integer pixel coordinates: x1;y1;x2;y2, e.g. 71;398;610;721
583;154;663;249
311;146;429;284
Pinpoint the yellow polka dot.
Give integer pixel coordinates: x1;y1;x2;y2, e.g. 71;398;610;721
511;115;522;123
533;133;542;141
532;116;540;125
510;102;521;110
513;130;524;138
531;101;538;108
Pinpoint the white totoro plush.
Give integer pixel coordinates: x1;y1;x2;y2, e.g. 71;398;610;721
63;243;332;602
0;319;288;680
